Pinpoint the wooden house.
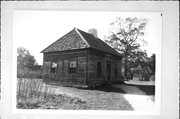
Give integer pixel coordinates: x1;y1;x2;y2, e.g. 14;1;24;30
41;28;123;87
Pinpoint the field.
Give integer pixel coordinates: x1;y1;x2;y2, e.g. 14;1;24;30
17;78;155;110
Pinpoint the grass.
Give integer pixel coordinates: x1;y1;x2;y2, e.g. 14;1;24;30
125;80;155;86
124;77;155;103
44;82;133;110
17;78;133;110
17;78;90;109
17;92;90;110
124;77;155;95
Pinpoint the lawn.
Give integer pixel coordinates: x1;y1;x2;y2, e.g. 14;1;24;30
17;78;134;110
17;92;90;110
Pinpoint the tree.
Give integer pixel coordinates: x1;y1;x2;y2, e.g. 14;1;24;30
148;54;155;75
135;50;151;81
105;17;148;79
17;47;38;71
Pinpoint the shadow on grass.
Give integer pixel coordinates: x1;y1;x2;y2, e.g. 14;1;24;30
83;83;126;93
44;80;154;95
78;83;155;95
40;81;134;110
123;83;155;95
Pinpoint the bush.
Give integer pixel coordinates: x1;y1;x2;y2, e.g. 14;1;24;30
17;78;43;100
17;68;42;79
17;79;90;109
149;75;155;81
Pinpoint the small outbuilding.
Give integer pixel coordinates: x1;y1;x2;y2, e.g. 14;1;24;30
41;28;123;87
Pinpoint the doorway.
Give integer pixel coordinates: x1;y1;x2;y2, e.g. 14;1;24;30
106;61;111;81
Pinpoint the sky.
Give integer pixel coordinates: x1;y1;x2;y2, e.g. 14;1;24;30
13;11;162;65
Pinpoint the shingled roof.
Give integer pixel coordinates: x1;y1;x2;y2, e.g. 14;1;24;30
41;28;122;57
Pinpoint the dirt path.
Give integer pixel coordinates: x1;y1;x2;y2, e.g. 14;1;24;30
123;94;155;111
112;84;155;111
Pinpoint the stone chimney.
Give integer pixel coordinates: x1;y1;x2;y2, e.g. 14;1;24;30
88;28;98;38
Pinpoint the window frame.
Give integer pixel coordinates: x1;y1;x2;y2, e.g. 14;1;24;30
69;60;77;74
51;62;58;74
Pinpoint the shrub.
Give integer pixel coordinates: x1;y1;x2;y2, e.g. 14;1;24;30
17;68;42;79
17;78;90;109
17;78;43;101
149;75;155;81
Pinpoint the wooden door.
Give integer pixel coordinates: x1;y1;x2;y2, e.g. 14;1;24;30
106;61;111;81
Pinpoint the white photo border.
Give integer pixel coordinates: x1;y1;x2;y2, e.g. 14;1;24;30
1;1;179;119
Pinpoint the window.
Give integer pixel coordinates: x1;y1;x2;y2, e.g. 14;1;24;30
69;61;77;73
70;61;76;68
51;62;57;73
97;62;102;77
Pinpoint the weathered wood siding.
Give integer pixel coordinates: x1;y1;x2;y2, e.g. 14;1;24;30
42;48;122;87
43;49;87;85
87;48;122;86
111;59;122;81
57;61;63;77
88;54;105;86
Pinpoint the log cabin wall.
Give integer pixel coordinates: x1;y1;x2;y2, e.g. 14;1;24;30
43;49;88;85
42;48;122;87
111;58;123;82
88;49;105;87
87;48;122;87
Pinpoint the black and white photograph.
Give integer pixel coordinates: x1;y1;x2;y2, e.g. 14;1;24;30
1;1;179;119
14;11;161;111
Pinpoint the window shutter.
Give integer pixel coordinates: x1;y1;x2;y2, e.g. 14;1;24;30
64;60;69;76
43;62;51;78
58;61;63;76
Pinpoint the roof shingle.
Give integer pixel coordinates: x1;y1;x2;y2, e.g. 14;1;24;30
41;28;122;57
